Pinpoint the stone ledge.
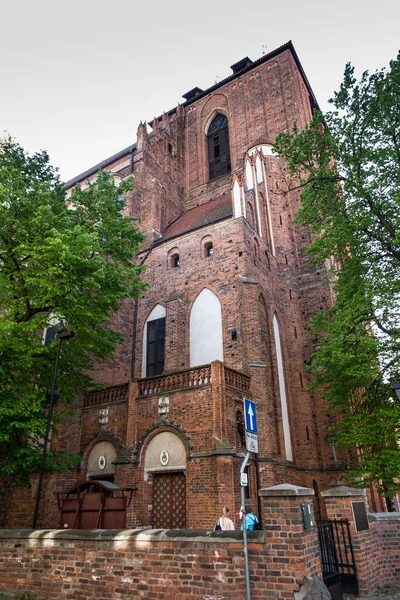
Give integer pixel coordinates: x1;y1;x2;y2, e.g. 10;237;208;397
0;528;266;544
321;486;366;498
368;512;400;522
248;361;267;368
259;483;315;497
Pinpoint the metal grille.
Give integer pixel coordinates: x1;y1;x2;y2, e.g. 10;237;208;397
317;518;359;598
330;519;359;595
317;520;342;600
152;472;186;529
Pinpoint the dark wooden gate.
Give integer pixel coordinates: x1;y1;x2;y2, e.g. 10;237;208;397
152;472;186;529
317;519;358;598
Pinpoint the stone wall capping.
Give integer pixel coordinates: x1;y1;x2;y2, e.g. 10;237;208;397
259;483;315;497
321;486;366;497
368;512;400;522
0;527;265;544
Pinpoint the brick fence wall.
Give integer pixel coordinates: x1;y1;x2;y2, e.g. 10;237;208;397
0;485;398;599
322;486;400;596
369;513;400;587
0;529;266;600
0;484;320;600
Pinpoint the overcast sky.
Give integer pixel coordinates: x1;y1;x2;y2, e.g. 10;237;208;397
1;0;399;182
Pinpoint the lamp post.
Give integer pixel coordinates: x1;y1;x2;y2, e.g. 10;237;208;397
32;323;74;529
393;380;400;402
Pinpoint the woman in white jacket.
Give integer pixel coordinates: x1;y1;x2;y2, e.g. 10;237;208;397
214;506;235;530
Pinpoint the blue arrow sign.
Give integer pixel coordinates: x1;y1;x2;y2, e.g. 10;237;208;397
244;398;258;434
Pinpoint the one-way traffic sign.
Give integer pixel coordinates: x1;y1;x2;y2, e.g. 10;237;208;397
244;398;258;434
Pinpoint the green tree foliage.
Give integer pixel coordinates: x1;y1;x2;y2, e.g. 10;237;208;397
0;137;146;484
275;54;400;496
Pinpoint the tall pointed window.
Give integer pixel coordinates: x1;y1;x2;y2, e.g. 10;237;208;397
146;317;165;377
142;305;166;378
207;114;231;180
190;289;223;367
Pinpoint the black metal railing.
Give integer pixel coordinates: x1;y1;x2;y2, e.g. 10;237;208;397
317;520;342;600
317;518;358;598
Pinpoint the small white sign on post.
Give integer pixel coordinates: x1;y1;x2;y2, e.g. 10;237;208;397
240;472;248;486
245;430;258;453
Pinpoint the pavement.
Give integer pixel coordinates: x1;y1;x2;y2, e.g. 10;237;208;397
344;584;400;600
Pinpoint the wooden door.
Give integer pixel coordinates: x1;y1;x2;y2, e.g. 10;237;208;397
152;472;186;529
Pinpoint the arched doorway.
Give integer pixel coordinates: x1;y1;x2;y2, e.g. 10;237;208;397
144;431;187;529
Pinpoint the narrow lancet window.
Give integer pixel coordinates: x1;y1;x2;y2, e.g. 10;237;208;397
207;114;231;180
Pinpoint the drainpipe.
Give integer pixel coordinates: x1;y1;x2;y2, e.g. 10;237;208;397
130;147;134;174
255;454;263;527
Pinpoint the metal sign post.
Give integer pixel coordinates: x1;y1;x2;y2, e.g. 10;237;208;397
240;450;251;600
240;397;259;600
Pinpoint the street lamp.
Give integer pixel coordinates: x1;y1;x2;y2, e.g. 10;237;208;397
32;322;75;529
393;380;400;402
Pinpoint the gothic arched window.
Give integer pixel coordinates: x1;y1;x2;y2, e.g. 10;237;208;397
142;305;166;378
207;114;231;180
190;289;223;367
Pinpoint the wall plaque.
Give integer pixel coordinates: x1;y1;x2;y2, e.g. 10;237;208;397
351;501;369;532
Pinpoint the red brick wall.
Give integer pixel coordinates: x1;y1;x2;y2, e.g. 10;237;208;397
0;487;325;600
0;530;266;600
369;514;400;588
79;401;128;459
129;362;247;530
323;487;400;595
260;486;322;595
185;50;312;203
0;527;337;599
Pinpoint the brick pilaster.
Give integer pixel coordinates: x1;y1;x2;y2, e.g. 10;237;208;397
211;360;226;442
259;483;322;598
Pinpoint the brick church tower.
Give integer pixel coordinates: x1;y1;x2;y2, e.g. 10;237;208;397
4;41;356;529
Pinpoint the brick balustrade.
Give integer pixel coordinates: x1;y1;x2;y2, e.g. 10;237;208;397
137;362;251;397
224;365;251;393
83;383;129;408
138;364;212;396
